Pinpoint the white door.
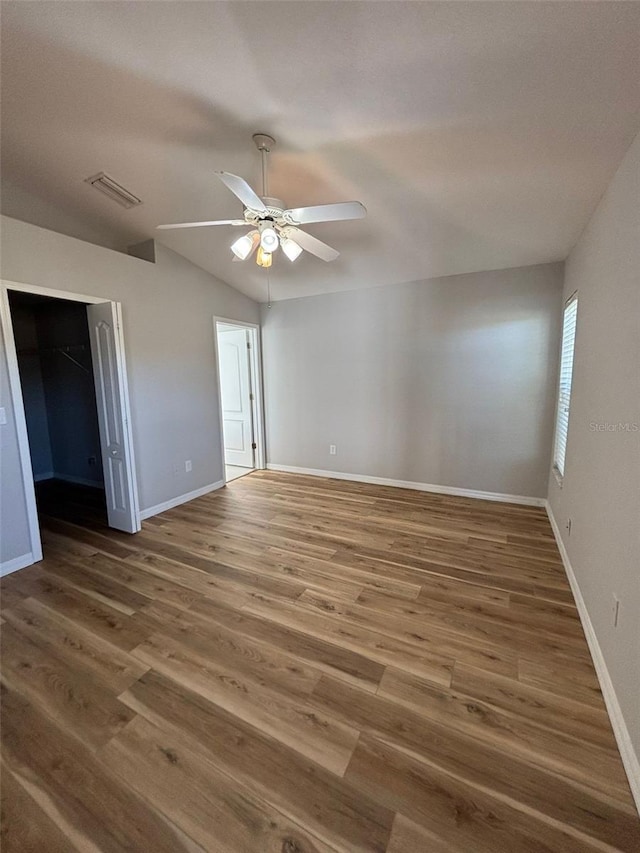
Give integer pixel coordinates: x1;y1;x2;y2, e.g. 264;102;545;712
86;302;140;533
218;327;254;468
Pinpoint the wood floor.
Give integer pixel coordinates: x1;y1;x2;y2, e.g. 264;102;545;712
1;472;638;852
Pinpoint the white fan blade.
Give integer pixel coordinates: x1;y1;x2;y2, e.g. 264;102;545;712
215;171;268;213
286;227;339;262
157;219;247;230
284;201;366;225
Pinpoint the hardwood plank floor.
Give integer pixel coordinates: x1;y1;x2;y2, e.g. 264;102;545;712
1;471;638;852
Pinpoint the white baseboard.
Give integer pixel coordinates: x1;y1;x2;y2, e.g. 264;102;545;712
139;480;225;521
0;552;35;577
545;501;640;813
266;463;545;507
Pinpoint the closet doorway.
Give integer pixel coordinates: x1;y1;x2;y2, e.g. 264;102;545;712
1;281;139;570
214;317;265;484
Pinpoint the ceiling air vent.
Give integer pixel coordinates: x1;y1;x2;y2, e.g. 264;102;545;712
85;172;142;209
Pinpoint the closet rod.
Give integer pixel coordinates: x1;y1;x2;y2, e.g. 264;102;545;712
59;350;91;375
16;344;91;375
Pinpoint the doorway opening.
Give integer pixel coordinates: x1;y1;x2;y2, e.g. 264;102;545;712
1;282;140;573
214;318;265;484
9;290;108;527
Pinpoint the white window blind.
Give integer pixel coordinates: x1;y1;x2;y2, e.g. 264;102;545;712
553;295;578;478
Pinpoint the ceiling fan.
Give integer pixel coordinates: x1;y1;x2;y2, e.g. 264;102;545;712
157;134;366;268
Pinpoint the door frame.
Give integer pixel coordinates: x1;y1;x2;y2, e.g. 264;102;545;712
0;279;140;570
213;316;266;480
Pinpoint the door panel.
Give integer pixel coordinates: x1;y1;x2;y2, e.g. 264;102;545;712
218;328;254;468
86;302;140;533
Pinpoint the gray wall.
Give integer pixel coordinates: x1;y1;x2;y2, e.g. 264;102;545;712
1;215;259;564
261;263;563;498
547;132;640;762
35;299;104;485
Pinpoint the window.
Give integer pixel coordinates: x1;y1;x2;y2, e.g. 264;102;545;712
553;294;578;479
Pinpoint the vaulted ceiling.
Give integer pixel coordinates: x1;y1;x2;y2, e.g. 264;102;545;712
2;1;639;301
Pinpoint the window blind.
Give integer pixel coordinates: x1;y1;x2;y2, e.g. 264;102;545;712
553;295;578;478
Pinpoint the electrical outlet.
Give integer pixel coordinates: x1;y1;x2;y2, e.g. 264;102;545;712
185;460;192;472
329;444;337;455
88;456;97;466
612;595;620;628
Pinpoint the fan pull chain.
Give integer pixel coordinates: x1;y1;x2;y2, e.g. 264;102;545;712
267;268;272;308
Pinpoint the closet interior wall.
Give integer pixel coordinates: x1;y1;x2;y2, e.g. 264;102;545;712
9;292;104;487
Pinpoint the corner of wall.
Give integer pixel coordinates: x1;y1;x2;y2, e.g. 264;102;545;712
544;500;640;812
127;239;156;264
543;129;640;814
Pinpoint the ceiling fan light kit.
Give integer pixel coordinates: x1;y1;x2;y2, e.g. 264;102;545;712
231;230;259;260
281;236;303;262
157;134;366;268
258;219;279;253
256;246;272;268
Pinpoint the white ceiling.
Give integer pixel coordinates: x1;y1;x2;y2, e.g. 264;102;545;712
1;1;639;302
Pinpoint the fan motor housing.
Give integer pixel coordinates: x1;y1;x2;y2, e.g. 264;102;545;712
245;198;287;225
